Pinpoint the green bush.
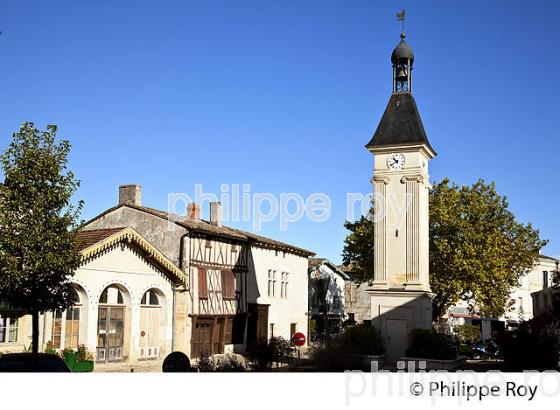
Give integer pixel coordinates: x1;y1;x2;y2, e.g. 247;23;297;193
310;342;366;372
406;329;457;360
308;325;383;371
193;352;246;372
502;327;560;371
246;337;292;371
214;354;246;372
44;340;57;355
339;324;384;355
454;324;480;344
193;351;215;372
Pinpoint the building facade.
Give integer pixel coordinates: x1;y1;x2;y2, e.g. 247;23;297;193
445;254;560;339
0;185;314;364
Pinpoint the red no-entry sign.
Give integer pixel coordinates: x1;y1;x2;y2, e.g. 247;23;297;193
291;332;306;347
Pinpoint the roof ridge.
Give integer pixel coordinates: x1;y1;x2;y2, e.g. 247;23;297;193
84;203;315;256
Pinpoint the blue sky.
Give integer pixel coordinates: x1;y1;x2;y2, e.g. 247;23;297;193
1;0;559;263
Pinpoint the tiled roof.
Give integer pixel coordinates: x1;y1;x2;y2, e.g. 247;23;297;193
84;204;315;257
76;228;126;251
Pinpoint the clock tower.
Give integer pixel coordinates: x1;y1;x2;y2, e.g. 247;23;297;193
366;32;436;363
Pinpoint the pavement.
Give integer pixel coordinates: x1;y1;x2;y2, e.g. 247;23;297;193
94;359;164;373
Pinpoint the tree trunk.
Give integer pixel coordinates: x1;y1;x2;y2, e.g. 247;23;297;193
32;310;40;354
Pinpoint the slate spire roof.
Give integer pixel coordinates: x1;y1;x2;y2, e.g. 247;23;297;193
365;93;436;155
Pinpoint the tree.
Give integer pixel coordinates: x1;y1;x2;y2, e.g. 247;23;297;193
0;122;83;353
342;212;375;284
551;262;560;320
342;178;547;321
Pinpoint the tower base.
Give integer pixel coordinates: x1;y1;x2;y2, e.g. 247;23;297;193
367;289;433;364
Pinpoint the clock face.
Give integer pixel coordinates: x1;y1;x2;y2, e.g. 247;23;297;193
387;153;405;170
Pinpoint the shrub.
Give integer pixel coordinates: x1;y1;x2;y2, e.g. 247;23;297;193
44;341;57;355
453;324;480;344
406;329;457;360
308;325;383;371
75;345;94;362
310;342;366;372
246;337;291;371
193;351;215;372
502;327;560;371
214;354;246;372
339;324;384;355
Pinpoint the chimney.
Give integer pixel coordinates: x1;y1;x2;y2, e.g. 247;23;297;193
119;184;141;206
187;202;201;220
210;202;222;227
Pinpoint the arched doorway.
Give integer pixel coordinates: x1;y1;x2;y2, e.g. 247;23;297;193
97;285;127;362
139;289;163;359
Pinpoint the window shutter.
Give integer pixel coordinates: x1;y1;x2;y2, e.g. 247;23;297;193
198;268;208;299
221;270;235;299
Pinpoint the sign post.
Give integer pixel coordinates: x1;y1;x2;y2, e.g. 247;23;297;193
291;332;306;362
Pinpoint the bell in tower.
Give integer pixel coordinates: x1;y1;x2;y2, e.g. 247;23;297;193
391;32;414;93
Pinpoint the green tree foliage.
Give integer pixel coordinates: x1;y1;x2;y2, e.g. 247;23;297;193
0;122;83;353
406;329;457;360
342;212;375;284
453;323;480;344
342;178;547;321
551;262;560;320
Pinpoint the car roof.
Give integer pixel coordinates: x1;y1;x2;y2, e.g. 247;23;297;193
0;353;71;372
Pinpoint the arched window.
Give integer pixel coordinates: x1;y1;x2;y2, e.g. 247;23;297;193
99;286;125;305
141;289;160;306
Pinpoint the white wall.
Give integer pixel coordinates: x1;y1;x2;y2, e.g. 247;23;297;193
248;247;309;343
67;243;175;361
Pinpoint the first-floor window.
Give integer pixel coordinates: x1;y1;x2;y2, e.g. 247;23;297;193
0;314;18;343
268;270;276;298
281;272;289;298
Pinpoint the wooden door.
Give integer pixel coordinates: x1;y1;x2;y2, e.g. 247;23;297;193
192;319;212;358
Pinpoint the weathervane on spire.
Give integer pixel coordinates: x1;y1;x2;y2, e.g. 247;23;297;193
396;9;406;33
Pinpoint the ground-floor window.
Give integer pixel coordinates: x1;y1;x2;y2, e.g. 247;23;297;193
290;323;297;336
0;314;18;343
51;294;82;350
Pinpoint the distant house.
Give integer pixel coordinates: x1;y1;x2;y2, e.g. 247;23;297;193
0;184;314;365
446;253;560;339
308;258;348;340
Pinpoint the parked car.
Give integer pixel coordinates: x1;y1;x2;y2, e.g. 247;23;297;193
0;353;71;372
472;339;501;359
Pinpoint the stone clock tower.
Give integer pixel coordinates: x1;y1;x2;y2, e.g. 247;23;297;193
366;32;437;363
